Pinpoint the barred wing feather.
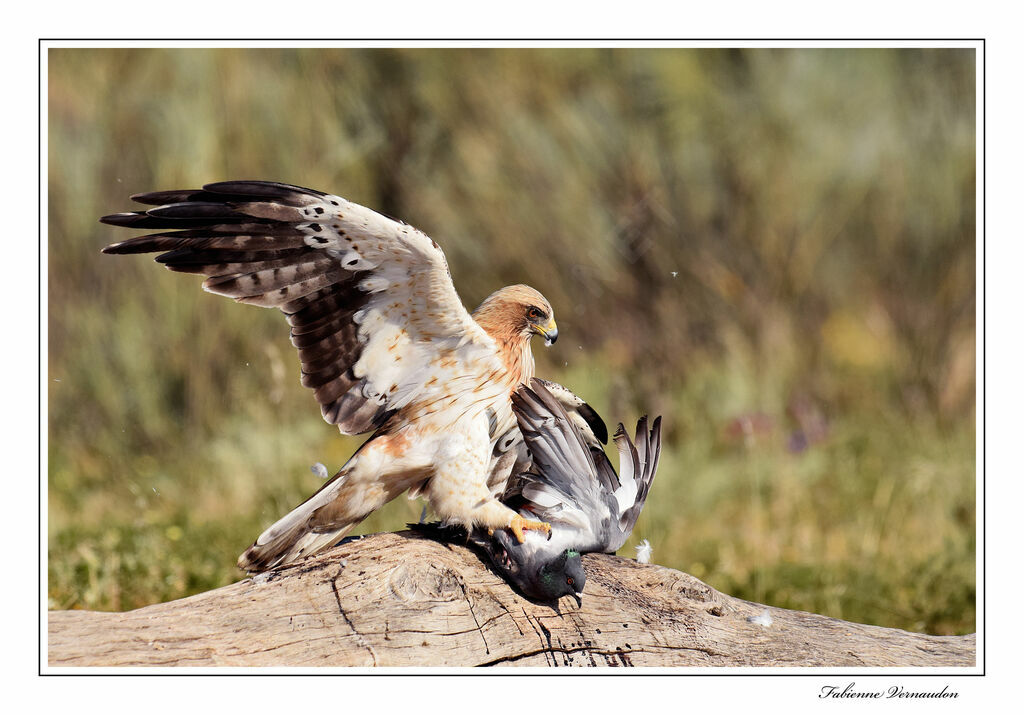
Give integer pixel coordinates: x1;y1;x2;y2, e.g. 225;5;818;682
102;180;498;435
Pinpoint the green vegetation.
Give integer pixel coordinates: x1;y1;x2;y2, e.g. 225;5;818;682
48;48;975;635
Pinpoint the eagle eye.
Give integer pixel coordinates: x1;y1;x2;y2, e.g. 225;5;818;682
527;306;544;321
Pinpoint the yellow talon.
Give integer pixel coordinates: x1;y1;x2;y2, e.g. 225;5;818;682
509;514;551;543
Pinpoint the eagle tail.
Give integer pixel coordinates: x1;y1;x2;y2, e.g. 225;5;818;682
237;521;356;573
236;469;358;573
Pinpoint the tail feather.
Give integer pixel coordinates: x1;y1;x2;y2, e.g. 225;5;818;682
616;416;661;538
237;471;356;573
238;521;355;573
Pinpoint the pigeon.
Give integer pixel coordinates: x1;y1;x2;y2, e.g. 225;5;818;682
415;379;661;606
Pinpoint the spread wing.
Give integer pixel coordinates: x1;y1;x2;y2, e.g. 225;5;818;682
531;378;608;447
101;181;499;435
509;379;662;553
485;377;608;497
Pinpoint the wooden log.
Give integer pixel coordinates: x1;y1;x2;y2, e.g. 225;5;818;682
47;531;975;667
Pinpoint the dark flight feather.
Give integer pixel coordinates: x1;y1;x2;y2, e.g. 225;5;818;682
100;181;388;434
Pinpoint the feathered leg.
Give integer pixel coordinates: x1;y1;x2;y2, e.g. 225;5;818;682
427;421;550;543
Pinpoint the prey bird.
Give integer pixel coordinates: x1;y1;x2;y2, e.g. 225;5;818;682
101;180;561;571
417;379;662;606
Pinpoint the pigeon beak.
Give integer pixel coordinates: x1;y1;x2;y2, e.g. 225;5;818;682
571;591;583;608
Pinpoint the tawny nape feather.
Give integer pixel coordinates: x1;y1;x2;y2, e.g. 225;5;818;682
472;284;553;389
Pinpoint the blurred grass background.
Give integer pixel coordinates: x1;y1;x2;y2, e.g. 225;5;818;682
47;48;975;635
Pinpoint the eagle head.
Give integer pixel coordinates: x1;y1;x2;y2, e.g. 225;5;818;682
472;284;558;346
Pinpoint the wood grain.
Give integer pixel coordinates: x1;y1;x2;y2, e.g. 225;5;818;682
48;531;975;667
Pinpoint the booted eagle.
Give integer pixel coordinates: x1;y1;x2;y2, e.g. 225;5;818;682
101;180;563;571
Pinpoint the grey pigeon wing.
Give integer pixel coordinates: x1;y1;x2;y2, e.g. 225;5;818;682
510;380;664;554
510;381;617;551
589;444;622;495
532;378;609;445
488;378;607;500
511;381;604;507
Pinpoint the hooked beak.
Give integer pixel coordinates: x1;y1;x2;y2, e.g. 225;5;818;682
534;319;558;346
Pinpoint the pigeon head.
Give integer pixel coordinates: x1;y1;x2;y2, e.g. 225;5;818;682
487;529;585;606
538;548;586;606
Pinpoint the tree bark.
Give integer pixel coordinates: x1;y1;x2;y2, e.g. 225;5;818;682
47;531;974;667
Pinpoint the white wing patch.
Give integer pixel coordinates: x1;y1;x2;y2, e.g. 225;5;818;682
612;454;638;516
522;483;566;509
290;193;505;424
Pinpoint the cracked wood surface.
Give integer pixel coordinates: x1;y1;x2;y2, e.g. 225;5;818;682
47;531;975;667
